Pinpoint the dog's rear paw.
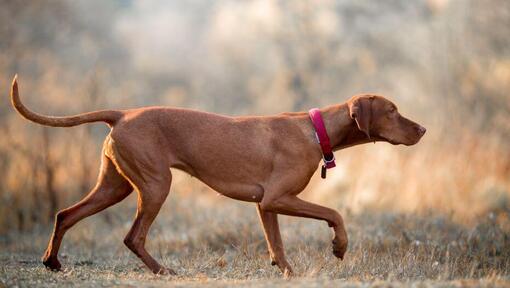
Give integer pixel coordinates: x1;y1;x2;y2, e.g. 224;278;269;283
155;267;177;276
42;257;62;271
283;268;293;279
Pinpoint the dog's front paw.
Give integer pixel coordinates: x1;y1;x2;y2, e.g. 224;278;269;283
270;256;294;277
332;236;348;260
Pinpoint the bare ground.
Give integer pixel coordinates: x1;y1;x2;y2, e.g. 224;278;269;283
1;194;509;287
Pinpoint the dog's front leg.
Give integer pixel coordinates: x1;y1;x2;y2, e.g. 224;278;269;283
260;195;348;260
256;204;293;277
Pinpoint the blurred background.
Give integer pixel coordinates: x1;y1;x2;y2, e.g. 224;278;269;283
0;0;509;235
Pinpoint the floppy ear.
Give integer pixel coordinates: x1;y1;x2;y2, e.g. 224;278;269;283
348;97;372;139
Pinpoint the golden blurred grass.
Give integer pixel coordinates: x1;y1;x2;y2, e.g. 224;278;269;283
308;129;510;224
1;192;509;287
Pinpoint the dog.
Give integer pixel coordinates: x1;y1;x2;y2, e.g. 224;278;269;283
10;75;425;276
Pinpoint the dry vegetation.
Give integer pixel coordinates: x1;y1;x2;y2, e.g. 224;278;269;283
1;0;509;287
1;192;509;287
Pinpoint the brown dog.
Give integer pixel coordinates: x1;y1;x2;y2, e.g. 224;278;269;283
10;75;425;276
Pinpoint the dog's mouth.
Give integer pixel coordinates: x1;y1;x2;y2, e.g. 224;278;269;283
372;135;399;145
391;137;422;146
375;134;414;146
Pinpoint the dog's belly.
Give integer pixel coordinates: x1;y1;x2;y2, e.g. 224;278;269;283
194;173;265;202
211;181;265;202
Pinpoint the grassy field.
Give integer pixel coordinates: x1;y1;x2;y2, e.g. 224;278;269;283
1;1;510;287
1;193;509;287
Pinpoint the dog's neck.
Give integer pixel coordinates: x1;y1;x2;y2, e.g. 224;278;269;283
319;103;372;150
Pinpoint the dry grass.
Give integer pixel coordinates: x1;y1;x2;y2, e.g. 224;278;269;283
1;1;510;287
1;192;509;287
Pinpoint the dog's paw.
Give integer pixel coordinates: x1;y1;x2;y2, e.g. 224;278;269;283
155;267;177;276
42;256;62;271
270;255;277;266
332;237;347;260
283;267;294;279
273;258;294;278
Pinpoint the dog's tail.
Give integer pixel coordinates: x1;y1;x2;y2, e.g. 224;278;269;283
10;75;123;127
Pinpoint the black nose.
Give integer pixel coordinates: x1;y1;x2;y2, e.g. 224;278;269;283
417;125;426;136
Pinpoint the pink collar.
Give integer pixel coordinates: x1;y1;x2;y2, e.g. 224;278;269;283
308;108;336;178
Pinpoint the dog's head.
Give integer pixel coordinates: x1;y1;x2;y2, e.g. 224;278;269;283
347;94;426;145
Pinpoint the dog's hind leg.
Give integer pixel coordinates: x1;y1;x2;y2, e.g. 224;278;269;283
42;154;133;271
122;176;173;275
109;147;174;275
256;204;293;277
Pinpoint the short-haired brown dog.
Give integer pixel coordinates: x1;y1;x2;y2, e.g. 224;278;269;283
10;75;425;277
